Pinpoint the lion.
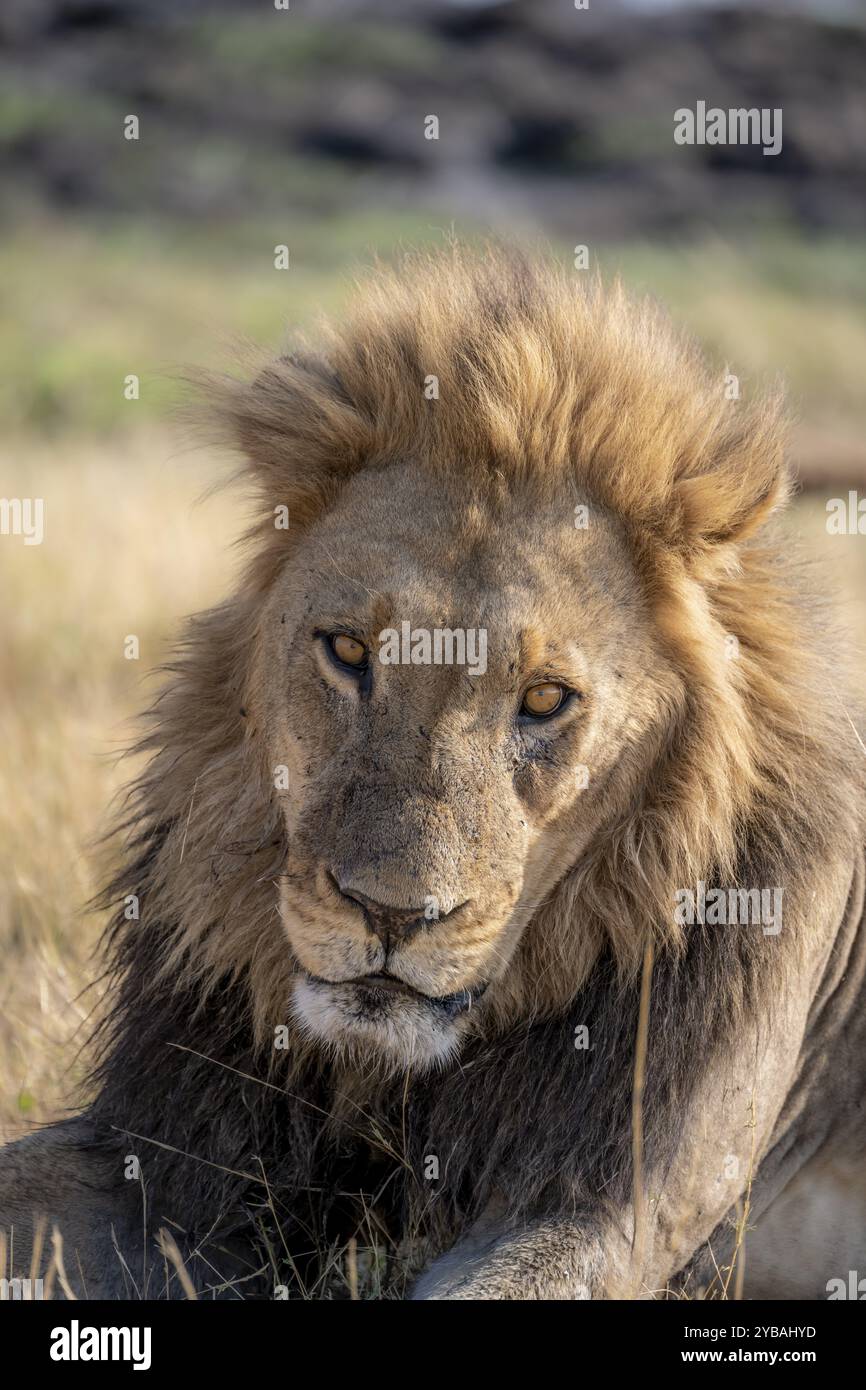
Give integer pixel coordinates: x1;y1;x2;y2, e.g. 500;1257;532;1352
1;248;865;1300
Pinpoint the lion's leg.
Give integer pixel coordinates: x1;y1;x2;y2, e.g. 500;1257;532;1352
741;1149;866;1300
0;1117;255;1299
411;1216;631;1301
412;995;849;1299
0;1118;145;1298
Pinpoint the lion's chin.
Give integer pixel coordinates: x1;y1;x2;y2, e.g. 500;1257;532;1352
291;975;465;1071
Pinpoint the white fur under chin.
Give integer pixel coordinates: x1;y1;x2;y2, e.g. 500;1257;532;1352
291;976;461;1072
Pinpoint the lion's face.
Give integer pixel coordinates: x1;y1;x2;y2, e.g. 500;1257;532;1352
254;462;676;1067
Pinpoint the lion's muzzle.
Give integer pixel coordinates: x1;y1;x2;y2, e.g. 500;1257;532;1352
329;871;470;950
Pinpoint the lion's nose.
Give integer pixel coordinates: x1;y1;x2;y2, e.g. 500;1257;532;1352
328;874;465;949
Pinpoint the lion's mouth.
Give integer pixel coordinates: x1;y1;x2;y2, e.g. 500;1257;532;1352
306;971;488;1019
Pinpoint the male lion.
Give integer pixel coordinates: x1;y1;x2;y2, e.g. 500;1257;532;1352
2;250;865;1300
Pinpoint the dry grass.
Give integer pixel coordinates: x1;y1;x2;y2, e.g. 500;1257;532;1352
0;429;240;1139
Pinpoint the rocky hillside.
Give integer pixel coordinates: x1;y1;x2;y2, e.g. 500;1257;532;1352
1;0;864;238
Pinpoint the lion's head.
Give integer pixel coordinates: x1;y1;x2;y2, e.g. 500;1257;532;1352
184;246;810;1073
109;247;852;1091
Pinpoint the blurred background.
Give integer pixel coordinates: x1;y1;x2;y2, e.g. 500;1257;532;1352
2;0;865;1137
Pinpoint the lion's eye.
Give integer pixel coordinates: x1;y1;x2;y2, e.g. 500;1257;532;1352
521;682;568;718
329;633;368;669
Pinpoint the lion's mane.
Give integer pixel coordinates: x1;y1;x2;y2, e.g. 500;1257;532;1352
88;249;862;1289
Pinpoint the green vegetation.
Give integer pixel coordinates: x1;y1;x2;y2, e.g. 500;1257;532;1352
192;15;446;77
2;217;865;461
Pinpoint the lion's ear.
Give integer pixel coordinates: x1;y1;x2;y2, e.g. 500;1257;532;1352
675;463;787;549
209;351;371;528
239;353;365;476
672;402;788;552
